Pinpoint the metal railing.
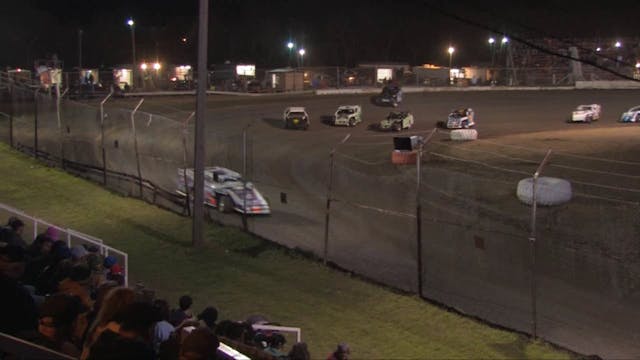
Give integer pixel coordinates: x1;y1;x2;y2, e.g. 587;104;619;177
0;202;129;287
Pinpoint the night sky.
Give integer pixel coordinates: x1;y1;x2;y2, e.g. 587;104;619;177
1;0;639;69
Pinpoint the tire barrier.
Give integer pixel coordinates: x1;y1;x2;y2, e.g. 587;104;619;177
516;176;572;206
391;150;417;165
450;129;478;141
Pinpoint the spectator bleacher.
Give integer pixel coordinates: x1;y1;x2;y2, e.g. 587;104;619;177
0;209;321;360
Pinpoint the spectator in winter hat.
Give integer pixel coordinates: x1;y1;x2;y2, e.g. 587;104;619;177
46;227;60;241
70;245;89;262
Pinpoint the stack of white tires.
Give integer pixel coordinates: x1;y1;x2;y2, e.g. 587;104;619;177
516;177;572;206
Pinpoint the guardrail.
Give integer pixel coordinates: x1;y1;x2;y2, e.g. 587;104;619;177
0;202;129;287
0;332;75;360
251;324;302;343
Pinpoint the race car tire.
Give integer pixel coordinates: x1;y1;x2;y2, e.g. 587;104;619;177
349;118;356;127
392;123;402;132
516;177;572;206
450;129;478;141
218;195;233;213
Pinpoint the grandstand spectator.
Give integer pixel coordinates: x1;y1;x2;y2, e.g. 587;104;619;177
327;343;350;360
33;240;73;295
0;217;27;249
87;301;156;360
152;299;176;354
28;293;86;357
179;327;219;360
70;244;89;263
81;287;136;359
58;264;94;308
0;245;38;336
85;246;105;288
288;342;311;360
197;306;218;331
103;255;124;285
264;333;287;359
170;295;195;327
27;228;56;258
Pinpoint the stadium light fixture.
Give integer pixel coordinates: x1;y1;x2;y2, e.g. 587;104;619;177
596;47;601;52
140;63;148;70
501;36;509;44
636;62;640;69
488;37;495;44
127;19;134;27
298;48;306;67
287;42;294;49
615;41;622;48
153;62;161;70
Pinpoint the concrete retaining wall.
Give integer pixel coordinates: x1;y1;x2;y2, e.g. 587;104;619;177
575;80;640;89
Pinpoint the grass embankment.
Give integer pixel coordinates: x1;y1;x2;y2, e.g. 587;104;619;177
0;143;572;359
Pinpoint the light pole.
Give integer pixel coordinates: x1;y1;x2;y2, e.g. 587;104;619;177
287;41;294;67
127;19;136;89
614;41;622;68
488;37;496;67
447;46;455;84
298;48;306;68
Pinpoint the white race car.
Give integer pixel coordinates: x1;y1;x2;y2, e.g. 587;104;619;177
620;105;640;123
283;107;310;130
177;167;270;215
333;105;362;126
571;104;601;122
446;108;475;129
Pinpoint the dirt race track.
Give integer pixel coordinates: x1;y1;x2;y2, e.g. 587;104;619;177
11;89;640;358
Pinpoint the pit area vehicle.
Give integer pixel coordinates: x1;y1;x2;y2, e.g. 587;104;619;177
446;108;476;129
571;104;601;122
379;111;414;131
176;167;270;215
283;107;310;130
333;105;362;126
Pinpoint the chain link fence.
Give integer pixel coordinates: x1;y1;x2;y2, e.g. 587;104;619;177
2;75;639;356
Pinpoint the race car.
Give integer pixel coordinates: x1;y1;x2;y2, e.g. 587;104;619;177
379;111;414;131
333;105;362;126
446;108;476;129
571;104;601;122
283;107;310;130
176;167;270;215
376;85;402;107
620;105;640;123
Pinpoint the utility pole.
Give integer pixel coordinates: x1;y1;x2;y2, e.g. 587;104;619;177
415;129;437;297
323;133;351;264
192;0;209;247
529;149;552;339
78;29;83;71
